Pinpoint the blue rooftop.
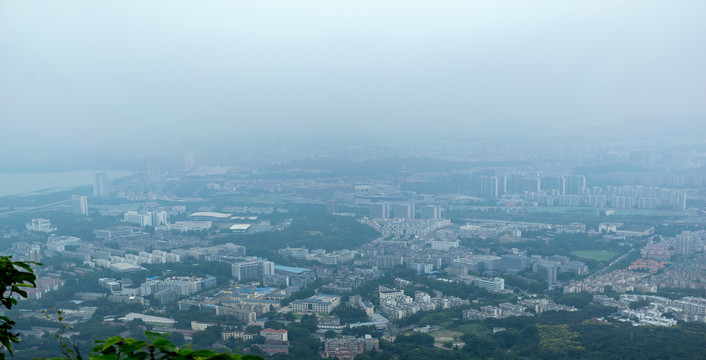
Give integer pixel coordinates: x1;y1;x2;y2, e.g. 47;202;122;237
274;265;311;274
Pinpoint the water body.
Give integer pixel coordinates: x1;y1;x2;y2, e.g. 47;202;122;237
0;170;135;197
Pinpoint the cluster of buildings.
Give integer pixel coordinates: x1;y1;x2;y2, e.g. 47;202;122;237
564;270;657;294
94;249;182;268
366;203;442;220
463;298;577;320
469;172;688;210
651;254;706;290
319;268;383;295
377;285;470;320
256;328;290;355
11;242;43;262
123;210;169;227
25;218;56;233
15;277;66;300
139;276;217;303
595;294;706;327
459;220;549;238
98;275;217;304
278;247;359;265
523;185;687;210
324;335;379;360
670;230;706;256
292;294;342;314
564;232;706;295
629;259;666;274
178;284;286;324
122;210;235;232
360;218;451;237
449;253;588;284
172;243;247;262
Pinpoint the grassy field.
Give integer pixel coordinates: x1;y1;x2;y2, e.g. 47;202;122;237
430;330;464;350
571;250;619;262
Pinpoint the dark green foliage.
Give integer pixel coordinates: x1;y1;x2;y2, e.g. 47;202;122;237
192;325;223;348
244;326;262;334
330;306;368;324
263;320;285;330
607;249;642;272
628;299;651;310
502;273;548;293
394;333;434;347
219;214;380;253
552;291;593;309
68;331;262;360
461;334;499;358
0;256;38;359
342;325;381;339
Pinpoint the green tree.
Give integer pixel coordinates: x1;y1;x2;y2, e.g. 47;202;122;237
0;257;261;360
0;256;38;360
77;331;263;360
192;325;223;348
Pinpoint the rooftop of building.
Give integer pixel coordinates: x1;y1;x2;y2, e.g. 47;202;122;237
274;265;311;274
189;212;232;219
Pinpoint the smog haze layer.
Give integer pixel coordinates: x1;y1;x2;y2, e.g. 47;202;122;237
1;1;705;168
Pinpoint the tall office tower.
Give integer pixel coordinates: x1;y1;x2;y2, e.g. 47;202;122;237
566;175;586;195
420;205;441;219
231;260;261;281
533;261;558;284
522;178;541;193
393;204;414;219
261;260;275;276
184;152;196;170
473;175;497;197
151;211;169;227
507;174;525;194
499;175;507;196
676;232;696;256
369;202;390;219
72;195;88;216
487;176;499;197
94;173;109;196
542;176;566;195
231;259;275;281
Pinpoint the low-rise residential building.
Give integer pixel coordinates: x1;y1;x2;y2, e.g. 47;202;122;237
260;328;287;342
474;277;505;292
324;335;379;360
291;294;341;314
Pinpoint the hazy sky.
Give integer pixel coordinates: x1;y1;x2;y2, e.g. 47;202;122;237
2;1;705;151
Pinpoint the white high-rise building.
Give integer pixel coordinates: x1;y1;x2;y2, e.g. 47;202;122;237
421;205;441;219
26;218;57;233
231;258;274;281
94;173;109;197
393;204;415;219
124;211;153;227
151;211;169;227
369;202;390;219
72;195;88;216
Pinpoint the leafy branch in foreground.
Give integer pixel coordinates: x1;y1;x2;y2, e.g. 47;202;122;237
53;331;263;360
0;255;39;360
